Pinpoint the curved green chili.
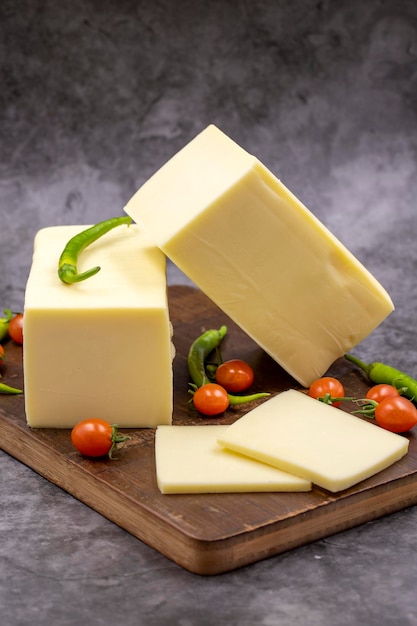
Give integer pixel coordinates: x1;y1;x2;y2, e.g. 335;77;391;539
345;353;417;401
188;325;228;387
187;326;270;405
58;216;132;285
0;382;22;395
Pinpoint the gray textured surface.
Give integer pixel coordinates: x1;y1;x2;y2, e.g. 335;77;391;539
1;1;417;624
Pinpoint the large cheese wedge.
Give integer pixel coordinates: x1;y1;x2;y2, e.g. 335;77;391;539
124;125;393;387
23;224;174;428
217;390;409;493
155;424;312;494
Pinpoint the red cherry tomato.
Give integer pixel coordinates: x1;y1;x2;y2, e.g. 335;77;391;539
71;418;115;457
307;377;345;407
193;383;230;416
215;359;255;393
8;313;23;345
374;396;417;433
365;384;400;404
0;344;4;366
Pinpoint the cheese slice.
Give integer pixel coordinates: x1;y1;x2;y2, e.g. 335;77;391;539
23;224;174;428
124;125;393;387
217;390;409;493
155;424;312;494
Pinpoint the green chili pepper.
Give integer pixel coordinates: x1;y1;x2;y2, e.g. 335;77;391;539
187;326;270;405
345;353;417;402
188;325;228;387
0;382;23;395
0;309;13;342
227;391;270;405
58;216;132;284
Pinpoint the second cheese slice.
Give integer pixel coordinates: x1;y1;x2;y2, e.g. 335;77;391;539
217;390;409;493
124;125;394;387
155;425;312;494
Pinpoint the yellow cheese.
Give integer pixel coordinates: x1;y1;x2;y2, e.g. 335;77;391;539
124;125;393;387
155;424;312;494
217;390;409;492
23;225;174;428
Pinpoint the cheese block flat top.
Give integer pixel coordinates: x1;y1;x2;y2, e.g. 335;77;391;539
124;125;393;387
155;424;312;494
26;224;167;309
217;390;409;493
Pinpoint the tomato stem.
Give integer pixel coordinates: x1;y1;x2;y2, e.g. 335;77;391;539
352;398;378;418
108;424;131;459
317;393;354;405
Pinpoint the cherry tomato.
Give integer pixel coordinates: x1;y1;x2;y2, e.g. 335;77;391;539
71;418;114;457
193;383;230;416
8;313;23;345
366;384;400;404
0;345;4;366
215;359;255;393
375;396;417;433
307;377;345;407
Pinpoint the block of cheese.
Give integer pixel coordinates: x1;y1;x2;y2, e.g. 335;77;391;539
217;390;409;492
124;125;393;387
23;224;174;428
155;424;312;494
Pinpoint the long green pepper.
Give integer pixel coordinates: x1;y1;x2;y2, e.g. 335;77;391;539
187;325;270;405
188;326;228;387
58;216;132;284
345;353;417;401
0;382;22;395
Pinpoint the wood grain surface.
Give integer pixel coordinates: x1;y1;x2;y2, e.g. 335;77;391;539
0;285;416;575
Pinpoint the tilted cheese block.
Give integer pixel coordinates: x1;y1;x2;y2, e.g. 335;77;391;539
124;125;393;387
23;225;174;428
155;424;312;494
217;390;409;493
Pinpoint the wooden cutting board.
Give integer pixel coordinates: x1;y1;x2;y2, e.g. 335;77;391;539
1;285;416;576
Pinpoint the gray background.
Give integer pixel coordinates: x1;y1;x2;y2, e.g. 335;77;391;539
1;1;417;625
